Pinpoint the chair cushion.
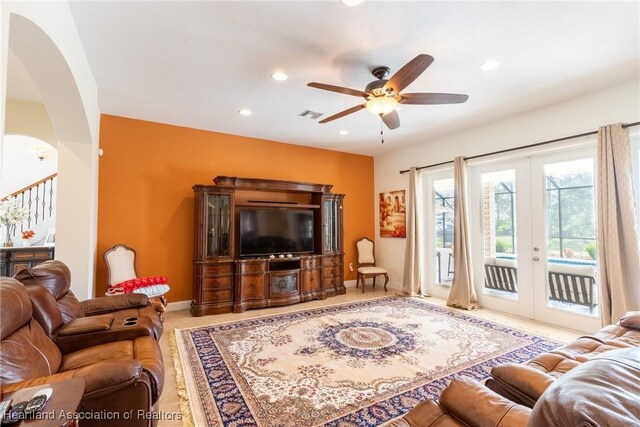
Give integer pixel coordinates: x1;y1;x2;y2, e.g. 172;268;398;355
529;347;640;427
1;318;62;384
0;278;33;340
14;260;72;300
61;336;164;400
356;239;375;264
358;267;387;274
618;311;640;330
14;261;85;322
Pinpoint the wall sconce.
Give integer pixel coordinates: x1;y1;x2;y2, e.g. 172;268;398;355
34;146;48;161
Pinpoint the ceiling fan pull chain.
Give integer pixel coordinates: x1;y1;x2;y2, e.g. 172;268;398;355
380;115;384;144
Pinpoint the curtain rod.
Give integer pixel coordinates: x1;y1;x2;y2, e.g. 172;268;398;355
399;121;640;174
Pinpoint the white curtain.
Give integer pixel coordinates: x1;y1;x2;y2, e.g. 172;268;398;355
447;157;479;309
596;123;640;324
403;167;425;296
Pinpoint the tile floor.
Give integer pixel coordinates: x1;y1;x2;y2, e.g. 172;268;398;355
157;287;583;426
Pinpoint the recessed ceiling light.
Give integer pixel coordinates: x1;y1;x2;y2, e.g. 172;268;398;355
340;0;366;6
480;60;501;71
339;130;349;135
238;109;252;116
271;71;288;81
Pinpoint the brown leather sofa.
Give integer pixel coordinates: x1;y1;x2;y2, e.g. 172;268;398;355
393;313;640;427
14;260;163;339
392;347;640;427
486;311;640;407
0;277;165;427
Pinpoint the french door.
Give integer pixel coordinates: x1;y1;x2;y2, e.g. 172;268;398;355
470;148;602;332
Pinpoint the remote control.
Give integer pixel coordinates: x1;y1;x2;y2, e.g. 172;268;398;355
32;388;52;401
0;399;12;423
2;400;27;425
24;395;47;416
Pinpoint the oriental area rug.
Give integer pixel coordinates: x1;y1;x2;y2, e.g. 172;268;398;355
173;296;559;426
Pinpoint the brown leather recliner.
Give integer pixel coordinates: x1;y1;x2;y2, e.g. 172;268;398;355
0;277;165;427
485;311;640;407
25;279;158;354
392;347;640;427
14;260;163;339
392;312;640;427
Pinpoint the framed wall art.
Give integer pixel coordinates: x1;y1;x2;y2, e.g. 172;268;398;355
379;190;406;238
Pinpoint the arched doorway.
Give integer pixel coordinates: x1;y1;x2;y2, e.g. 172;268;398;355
1;134;58;246
1;9;100;298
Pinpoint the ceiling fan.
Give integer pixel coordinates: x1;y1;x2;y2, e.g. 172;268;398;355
308;54;468;130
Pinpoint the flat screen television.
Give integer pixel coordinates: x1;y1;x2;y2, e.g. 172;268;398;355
239;208;314;257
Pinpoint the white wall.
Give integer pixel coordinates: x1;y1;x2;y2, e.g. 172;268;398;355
374;79;640;289
1;2;100;299
1;134;57;196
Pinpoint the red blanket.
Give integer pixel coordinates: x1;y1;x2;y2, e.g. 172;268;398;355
107;276;168;295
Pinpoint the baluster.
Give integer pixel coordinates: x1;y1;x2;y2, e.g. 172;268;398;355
27;188;33;228
34;185;40;224
20;193;25;233
41;181;47;223
49;177;54;217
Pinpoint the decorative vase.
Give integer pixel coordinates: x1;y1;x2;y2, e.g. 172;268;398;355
22;240;31;247
3;225;14;247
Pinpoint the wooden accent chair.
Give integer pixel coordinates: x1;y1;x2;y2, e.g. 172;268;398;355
355;237;389;293
104;244;169;318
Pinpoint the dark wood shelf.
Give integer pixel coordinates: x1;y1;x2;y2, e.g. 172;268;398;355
269;256;303;262
236;202;320;209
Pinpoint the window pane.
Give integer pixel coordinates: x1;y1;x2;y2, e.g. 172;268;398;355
481;170;518;299
433;178;454;285
544;158;598;315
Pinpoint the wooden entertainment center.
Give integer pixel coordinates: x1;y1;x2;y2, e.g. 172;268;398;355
191;176;345;316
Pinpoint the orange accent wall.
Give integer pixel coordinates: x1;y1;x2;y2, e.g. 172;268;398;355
97;115;374;302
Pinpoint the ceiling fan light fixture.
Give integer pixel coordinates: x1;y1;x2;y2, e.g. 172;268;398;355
271;71;288;81
366;96;398;116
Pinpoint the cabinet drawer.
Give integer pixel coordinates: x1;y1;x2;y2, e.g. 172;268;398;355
203;276;232;290
203;263;233;276
237;261;268;274
301;270;321;293
322;255;342;267
202;288;233;303
239;274;266;300
301;256;322;270
322;275;342;289
323;266;342;277
12;251;52;261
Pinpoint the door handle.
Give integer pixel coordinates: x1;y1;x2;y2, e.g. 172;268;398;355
532;256;540;261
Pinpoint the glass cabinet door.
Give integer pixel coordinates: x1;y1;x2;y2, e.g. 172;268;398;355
322;196;343;253
207;193;231;257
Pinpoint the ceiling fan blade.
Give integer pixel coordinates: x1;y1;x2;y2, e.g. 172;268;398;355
319;104;366;124
382;110;400;130
308;82;368;98
401;93;469;105
383;54;434;94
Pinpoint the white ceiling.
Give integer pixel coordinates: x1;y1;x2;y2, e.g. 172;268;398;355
61;2;640;155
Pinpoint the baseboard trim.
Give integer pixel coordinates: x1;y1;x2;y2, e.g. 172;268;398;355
344;279;402;290
167;300;191;312
344;279;358;288
166;282;403;311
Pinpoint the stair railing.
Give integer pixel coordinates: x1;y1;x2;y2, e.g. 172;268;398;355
3;173;57;236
